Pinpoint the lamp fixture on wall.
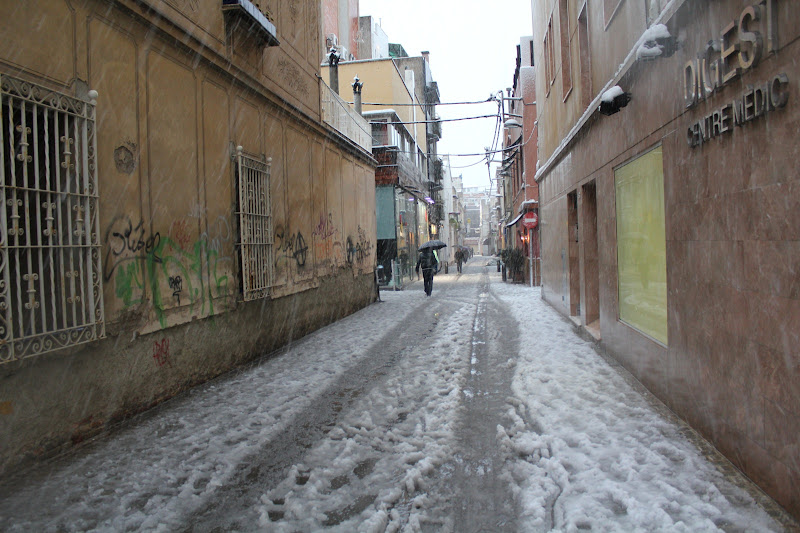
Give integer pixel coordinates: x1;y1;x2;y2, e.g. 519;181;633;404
599;86;631;116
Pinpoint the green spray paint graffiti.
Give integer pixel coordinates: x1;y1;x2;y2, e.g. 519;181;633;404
104;215;233;328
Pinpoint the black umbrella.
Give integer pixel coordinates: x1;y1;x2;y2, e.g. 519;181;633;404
419;239;447;251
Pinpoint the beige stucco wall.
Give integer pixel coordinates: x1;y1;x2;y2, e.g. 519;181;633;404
0;0;377;473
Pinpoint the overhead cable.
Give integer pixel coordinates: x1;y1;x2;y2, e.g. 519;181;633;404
376;114;499;125
352;98;494;107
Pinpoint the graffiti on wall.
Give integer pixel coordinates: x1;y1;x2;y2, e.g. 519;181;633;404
104;215;162;282
168;275;183;306
103;213;233;328
152;338;170;367
169;219;193;250
274;226;308;268
311;211;347;266
346;226;374;266
312;212;337;241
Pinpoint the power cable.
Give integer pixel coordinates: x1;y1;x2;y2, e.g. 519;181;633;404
375;114;499;125
352;98;495;107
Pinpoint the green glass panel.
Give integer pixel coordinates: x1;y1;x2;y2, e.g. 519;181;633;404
615;146;668;345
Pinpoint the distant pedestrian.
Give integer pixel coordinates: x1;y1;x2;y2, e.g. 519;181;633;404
455;248;463;273
415;248;439;296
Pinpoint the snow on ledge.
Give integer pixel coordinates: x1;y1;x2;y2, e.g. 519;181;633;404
601;86;625;103
535;0;686;184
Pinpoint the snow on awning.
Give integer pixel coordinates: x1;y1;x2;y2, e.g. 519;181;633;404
519;199;539;212
506;213;524;227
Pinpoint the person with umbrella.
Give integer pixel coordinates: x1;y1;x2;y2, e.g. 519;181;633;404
416;240;445;296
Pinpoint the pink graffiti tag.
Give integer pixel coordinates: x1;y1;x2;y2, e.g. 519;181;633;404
153;338;170;367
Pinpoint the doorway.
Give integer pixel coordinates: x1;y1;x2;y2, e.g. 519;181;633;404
567;191;580;317
582;181;600;337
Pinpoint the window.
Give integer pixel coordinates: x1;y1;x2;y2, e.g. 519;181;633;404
529;40;535;67
578;3;592;109
543;15;556;96
559;0;573;100
604;0;623;27
235;147;274;301
615;145;667;345
0;75;105;363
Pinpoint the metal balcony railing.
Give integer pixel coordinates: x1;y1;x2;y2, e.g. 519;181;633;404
320;80;372;153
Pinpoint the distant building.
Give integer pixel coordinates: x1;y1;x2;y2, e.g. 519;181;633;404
358;16;389;60
501;37;540;284
322;49;441;287
322;0;359;60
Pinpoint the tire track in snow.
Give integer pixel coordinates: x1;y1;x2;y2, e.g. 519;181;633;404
183;288;462;531
423;265;522;532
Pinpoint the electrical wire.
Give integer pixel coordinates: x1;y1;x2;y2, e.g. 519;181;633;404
375;114;499;125
449;156;493;169
353;98;495;107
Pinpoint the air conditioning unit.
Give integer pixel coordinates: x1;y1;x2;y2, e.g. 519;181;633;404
326;33;339;50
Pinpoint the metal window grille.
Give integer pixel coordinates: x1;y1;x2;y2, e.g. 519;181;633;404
235;146;274;300
0;75;105;364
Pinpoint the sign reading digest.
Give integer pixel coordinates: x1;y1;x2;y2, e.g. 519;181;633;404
683;0;789;147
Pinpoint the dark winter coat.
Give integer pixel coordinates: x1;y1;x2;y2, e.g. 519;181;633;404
415;250;439;273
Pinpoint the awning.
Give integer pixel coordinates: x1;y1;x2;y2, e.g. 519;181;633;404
506;213;524;227
519;199;539;212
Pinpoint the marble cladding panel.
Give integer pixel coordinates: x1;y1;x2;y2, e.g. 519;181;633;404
752;340;800;412
754;181;800;241
764;400;800;483
744;241;800;299
749;293;800;355
718;419;800;515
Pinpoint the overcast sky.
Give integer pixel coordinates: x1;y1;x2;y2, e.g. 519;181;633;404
357;0;534;189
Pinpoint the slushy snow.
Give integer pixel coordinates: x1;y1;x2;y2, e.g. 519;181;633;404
0;261;786;532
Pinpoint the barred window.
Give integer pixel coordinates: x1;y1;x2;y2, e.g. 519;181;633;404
235;146;274;300
0;75;105;363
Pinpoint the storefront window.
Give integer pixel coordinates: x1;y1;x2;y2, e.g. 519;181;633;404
614;145;668;345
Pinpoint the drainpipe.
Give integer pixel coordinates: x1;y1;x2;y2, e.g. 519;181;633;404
328;49;340;94
352;75;364;115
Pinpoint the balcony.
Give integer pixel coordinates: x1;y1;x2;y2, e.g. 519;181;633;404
320;80;372;153
221;0;279;46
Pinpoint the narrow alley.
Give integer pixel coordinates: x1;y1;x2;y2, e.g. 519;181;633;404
0;259;794;532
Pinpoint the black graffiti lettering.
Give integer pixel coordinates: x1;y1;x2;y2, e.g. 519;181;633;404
168;275;183;305
346;236;356;265
346;226;374;266
103;215;163;281
275;226;308;268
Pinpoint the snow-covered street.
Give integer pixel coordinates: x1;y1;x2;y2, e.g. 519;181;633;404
0;258;793;532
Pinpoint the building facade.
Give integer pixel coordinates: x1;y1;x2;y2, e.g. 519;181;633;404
533;0;799;516
502;38;541;284
322;0;360;60
323;49;442;285
0;0;377;473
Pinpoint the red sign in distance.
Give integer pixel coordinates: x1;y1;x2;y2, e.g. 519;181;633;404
522;212;538;229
